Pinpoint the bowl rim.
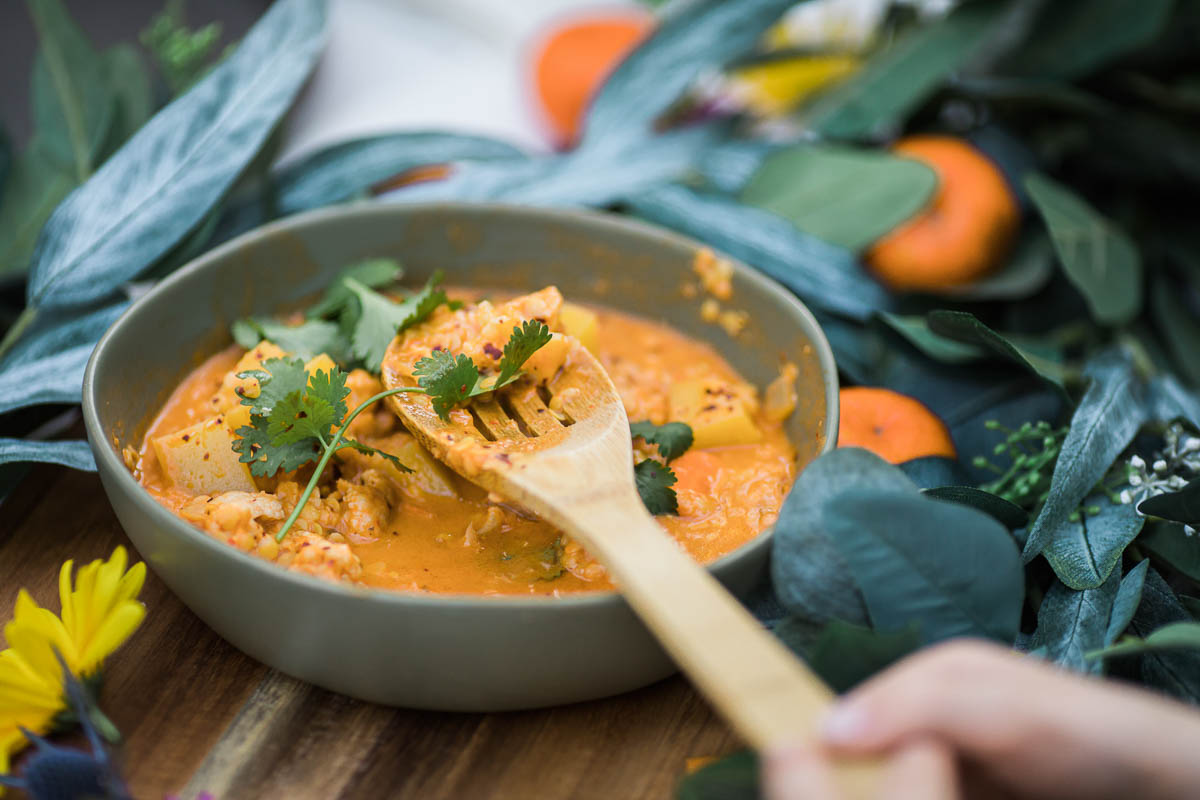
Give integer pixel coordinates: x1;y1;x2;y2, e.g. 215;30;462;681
82;201;839;611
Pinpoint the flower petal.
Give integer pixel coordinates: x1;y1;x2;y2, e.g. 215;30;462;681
78;601;146;675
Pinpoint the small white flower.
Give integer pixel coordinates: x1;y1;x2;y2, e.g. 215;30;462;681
1130;455;1146;470
1119;489;1133;505
1129;473;1144;487
1153;459;1169;473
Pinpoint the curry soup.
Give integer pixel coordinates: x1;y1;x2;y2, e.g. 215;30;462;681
133;287;798;596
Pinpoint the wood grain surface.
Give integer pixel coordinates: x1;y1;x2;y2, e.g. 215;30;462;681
0;465;741;799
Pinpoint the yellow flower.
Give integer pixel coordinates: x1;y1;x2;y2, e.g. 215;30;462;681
0;546;146;784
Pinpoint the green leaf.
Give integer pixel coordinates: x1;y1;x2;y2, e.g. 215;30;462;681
345;271;450;371
630;420;694;462
921;486;1029;530
0;343;92;414
1031;569;1121;673
99;44;153;153
583;0;794;152
676;750;757;800
306;258;403;320
823;488;1024;644
1139;479;1200;527
0;140;75;275
926;310;1066;389
0;437;94;471
771;448;912;627
0;300;127;370
876;313;982;365
997;0;1174;81
739;144;937;252
494;319;553;388
806;621;920;693
27;0;115;181
265;367;347;446
1127;569;1200;701
412;349;481;420
140;0;225;95
236;317;347;363
1088;622;1200;661
1139;523;1200;583
937;231;1056;302
1023;352;1148;567
635;459;678;515
802;2;1009;139
628;184;894;321
27;0;329;311
1042;494;1145;592
1105;559;1149;647
1150;271;1200;388
1023;172;1143;325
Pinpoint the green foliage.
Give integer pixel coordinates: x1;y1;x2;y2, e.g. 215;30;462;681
740;144;937;251
822;487;1024;644
975;420;1065;509
1088;622;1200;661
630;421;694;462
231;317;345;362
411;320;553;420
634;460;679;516
926;310;1066;390
1139;478;1200;527
676;750;758;800
806;621;920;693
140;0;226;95
921;486;1029;530
1139;523;1200;583
1031;568;1122;673
1024;172;1143;326
346;270;454;371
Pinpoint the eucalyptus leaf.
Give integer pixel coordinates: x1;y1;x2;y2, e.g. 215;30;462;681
1147;374;1200;431
899;457;972;490
926;310;1064;389
0;140;75;275
806;621;920;693
1139;479;1200;527
696;139;784;194
0;343;93;415
26;0;329;311
801;1;1009;139
771;448;915;627
876;313;982;365
1128;569;1200;702
740;144;937;251
998;0;1173;81
823;488;1024;644
0;300;126;369
1023;352;1148;565
27;0;115;181
937;230;1056;302
0;437;94;471
921;486;1029;530
1030;568;1121;673
1139;523;1200;583
273;132;525;215
582;0;794;153
1023;172;1142;326
1105;559;1149;647
628;184;893;321
1089;622;1200;661
676;751;757;800
1042;494;1145;591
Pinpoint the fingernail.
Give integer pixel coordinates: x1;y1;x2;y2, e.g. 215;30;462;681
821;700;870;745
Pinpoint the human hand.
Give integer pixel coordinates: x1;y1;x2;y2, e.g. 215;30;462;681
763;639;1200;800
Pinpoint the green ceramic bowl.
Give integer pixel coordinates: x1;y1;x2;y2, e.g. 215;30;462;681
82;203;837;711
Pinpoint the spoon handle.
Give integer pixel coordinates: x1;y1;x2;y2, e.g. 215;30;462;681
546;486;881;794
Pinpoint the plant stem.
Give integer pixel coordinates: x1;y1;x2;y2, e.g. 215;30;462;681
274;386;422;542
0;306;38;363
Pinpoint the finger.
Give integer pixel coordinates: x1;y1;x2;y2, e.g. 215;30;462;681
878;739;958;800
762;744;843;800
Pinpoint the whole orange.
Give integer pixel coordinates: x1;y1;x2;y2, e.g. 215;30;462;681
866;135;1019;292
837;386;956;464
532;10;654;148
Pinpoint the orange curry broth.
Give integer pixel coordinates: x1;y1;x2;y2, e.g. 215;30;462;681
136;303;796;596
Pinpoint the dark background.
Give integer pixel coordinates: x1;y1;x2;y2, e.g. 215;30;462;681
1;0;270;146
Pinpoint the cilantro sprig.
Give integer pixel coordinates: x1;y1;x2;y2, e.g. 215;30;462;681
413;320;553;420
232;322;554;540
230;260;455;372
629;419;695;515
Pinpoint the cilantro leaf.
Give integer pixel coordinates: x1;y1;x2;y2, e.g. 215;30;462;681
494;320;554;388
237;357;309;416
630;421;694;462
339;437;411;471
413;349;481;419
345;270;451;371
307;258;404;320
230;317;348;362
635;459;679;515
233;420;324;477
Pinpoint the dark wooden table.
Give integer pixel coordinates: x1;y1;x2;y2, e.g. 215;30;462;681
0;464;740;799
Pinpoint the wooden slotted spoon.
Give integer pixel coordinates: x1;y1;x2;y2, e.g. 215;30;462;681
382;338;878;793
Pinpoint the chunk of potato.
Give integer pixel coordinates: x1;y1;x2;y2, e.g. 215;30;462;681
153;405;256;494
560;303;599;352
304;353;337;376
230;341;289;401
668;378;762;449
522;333;570;382
393;438;460;497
